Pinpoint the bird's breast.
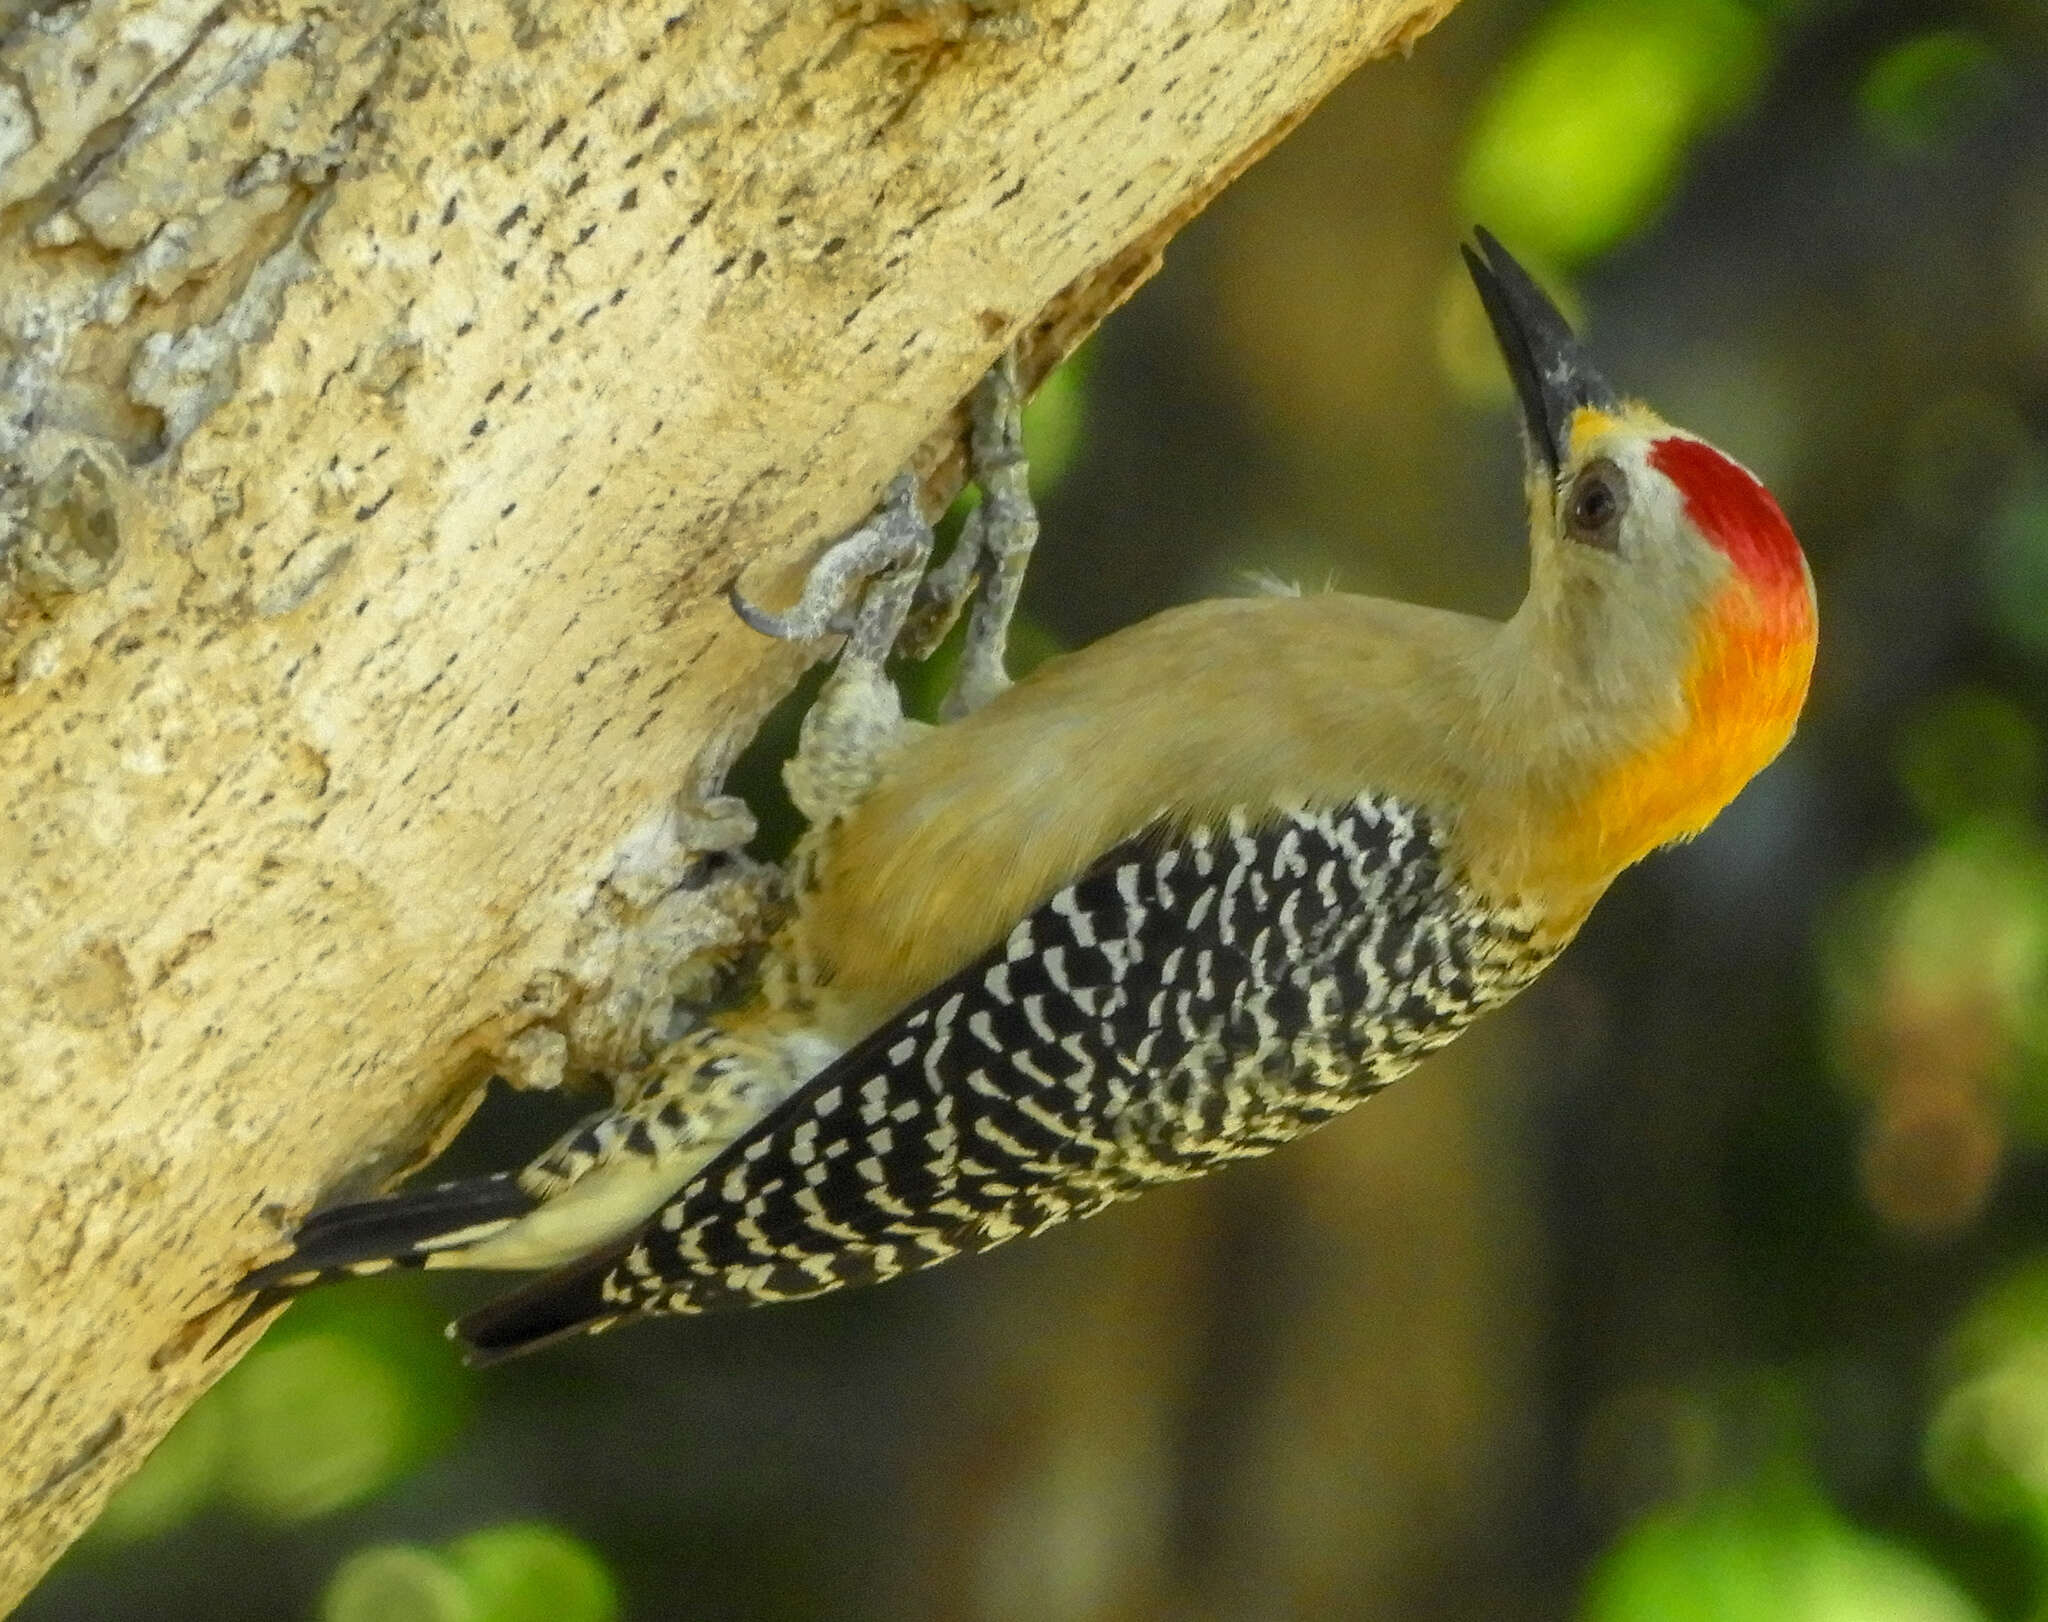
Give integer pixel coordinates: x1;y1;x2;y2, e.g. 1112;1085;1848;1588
1550;582;1815;885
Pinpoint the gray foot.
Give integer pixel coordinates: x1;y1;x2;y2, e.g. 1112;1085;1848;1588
734;475;936;826
730;348;1044;822
900;350;1041;720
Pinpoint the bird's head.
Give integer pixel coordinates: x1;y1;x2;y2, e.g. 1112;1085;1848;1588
1464;229;1818;885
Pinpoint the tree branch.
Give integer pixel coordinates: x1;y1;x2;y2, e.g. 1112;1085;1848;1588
0;0;1457;1603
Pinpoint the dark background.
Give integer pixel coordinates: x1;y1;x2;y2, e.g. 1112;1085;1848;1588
26;0;2048;1616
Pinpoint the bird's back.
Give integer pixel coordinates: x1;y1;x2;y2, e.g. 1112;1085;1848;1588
798;591;1509;1033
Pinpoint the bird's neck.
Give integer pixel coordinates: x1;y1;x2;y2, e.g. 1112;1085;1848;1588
1514;580;1815;901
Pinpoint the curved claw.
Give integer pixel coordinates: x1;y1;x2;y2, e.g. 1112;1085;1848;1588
727;474;930;649
727;578;855;643
725;578;790;639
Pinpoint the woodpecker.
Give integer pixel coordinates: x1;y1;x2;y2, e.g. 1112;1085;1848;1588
241;231;1817;1362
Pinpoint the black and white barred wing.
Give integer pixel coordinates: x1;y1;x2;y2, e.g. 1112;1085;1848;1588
458;795;1546;1361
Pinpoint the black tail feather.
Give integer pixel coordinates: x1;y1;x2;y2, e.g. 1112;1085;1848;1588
453;1242;630;1367
240;1171;537;1292
208;1286;295;1356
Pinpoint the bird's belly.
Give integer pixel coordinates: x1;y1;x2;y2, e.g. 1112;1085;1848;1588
609;794;1566;1318
1103;881;1562;1183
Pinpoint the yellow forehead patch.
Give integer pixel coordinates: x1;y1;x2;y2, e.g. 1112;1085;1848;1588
1567;407;1623;459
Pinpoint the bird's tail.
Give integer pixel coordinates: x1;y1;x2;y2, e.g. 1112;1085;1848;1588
239;1171;540;1294
451;1242;630;1366
213;1172;541;1355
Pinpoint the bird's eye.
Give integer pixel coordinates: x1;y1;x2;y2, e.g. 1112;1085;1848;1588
1564;459;1628;550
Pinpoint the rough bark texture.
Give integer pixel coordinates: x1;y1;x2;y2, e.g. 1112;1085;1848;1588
0;0;1458;1604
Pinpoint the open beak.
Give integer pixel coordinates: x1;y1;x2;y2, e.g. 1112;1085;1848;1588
1461;227;1618;478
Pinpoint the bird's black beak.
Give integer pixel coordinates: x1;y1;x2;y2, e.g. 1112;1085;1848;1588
1461;227;1619;479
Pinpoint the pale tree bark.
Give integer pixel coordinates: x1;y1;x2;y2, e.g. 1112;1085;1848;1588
0;0;1460;1605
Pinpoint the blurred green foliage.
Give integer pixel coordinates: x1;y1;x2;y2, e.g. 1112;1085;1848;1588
319;1526;618;1622
1859;31;2015;156
1021;347;1091;497
321;1546;475;1622
1821;812;2048;1165
1930;1259;2048;1531
448;1525;621;1622
88;1280;468;1546
1584;1472;1986;1622
1896;692;2045;832
1822;821;2048;1075
1984;458;2048;663
86;1389;230;1546
1459;0;1766;264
